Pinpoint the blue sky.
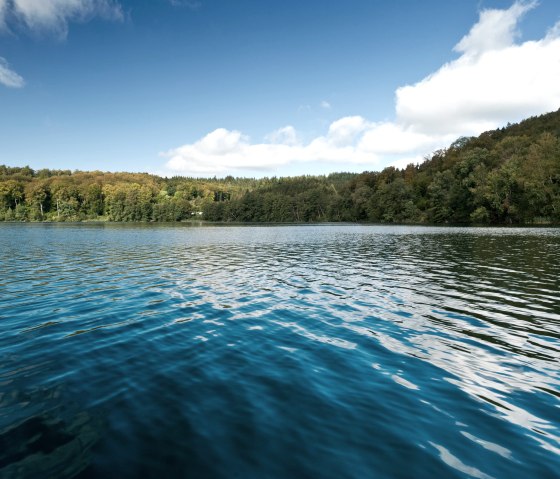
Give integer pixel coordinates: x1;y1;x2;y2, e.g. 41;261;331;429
1;0;560;177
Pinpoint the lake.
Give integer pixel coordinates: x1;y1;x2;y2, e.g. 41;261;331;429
0;223;559;478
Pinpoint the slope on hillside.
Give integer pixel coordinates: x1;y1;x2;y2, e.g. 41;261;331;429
1;109;559;224
204;109;560;224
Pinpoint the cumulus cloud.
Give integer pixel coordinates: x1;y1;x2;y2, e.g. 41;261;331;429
0;56;24;87
328;116;370;147
359;122;440;155
396;1;560;136
320;100;331;109
265;125;299;146
0;0;123;37
163;1;560;177
454;0;537;57
162;124;368;175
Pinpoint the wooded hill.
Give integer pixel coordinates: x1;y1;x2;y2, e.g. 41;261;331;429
1;109;559;224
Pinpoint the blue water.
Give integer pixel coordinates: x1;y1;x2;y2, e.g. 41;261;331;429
0;223;559;478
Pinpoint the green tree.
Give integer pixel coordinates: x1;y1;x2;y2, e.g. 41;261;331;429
25;180;50;220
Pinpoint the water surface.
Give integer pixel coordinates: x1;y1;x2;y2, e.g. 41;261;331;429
1;223;559;478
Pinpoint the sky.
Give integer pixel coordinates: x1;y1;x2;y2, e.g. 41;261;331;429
1;0;560;178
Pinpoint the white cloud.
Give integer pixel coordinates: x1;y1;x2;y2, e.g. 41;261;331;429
454;0;537;57
0;56;24;87
265;125;299;146
162;122;378;176
359;122;444;155
0;0;123;37
161;117;446;177
328;116;370;147
163;1;560;177
320;100;331;109
0;0;123;88
197;128;246;155
396;1;560;136
546;19;560;40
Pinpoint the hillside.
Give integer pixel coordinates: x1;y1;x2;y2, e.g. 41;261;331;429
1;109;559;224
205;109;560;224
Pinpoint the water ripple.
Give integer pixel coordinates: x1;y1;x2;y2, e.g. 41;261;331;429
0;223;559;478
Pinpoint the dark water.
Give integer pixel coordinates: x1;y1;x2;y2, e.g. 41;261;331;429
1;223;559;478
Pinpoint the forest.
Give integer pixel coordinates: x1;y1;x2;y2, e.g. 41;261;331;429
1;109;559;225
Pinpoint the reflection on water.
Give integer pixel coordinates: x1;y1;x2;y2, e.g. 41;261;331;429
0;223;559;478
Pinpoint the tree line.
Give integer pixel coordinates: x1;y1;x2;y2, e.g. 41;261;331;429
0;169;258;222
1;109;559;225
199;109;560;225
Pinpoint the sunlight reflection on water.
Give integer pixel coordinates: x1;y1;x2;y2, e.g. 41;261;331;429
0;223;559;478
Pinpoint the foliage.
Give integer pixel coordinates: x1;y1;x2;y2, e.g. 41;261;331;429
1;109;559;225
